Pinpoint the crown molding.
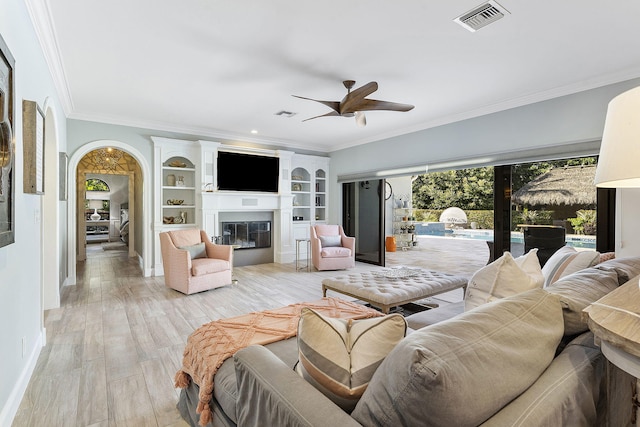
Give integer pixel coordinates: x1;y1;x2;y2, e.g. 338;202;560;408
24;0;74;115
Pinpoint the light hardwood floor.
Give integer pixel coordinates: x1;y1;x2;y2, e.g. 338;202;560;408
12;237;486;427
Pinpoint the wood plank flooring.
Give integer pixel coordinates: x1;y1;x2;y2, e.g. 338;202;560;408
12;237;487;426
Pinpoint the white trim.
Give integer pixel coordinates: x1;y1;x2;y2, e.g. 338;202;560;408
67;141;153;283
337;140;601;183
41;97;61;310
0;331;43;427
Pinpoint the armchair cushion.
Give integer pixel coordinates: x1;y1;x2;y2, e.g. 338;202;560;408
168;228;201;247
191;258;231;276
179;242;207;259
319;235;342;247
321;247;351;258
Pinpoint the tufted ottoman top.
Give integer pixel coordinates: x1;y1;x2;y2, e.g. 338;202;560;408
322;267;468;312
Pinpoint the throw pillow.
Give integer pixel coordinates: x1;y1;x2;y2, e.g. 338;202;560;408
541;245;600;287
179;242;207;259
351;289;564;427
594;256;640;285
546;267;619;335
319;235;341;247
465;249;544;311
296;307;407;413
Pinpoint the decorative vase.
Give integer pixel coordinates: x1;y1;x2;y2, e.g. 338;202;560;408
167;174;176;186
90;209;101;221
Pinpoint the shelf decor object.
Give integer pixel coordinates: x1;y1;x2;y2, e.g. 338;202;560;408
0;33;15;248
89;199;103;221
22;99;44;195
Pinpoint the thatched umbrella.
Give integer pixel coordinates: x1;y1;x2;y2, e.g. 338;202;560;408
512;165;596;207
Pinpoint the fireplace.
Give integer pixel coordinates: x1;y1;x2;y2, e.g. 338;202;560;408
221;221;271;249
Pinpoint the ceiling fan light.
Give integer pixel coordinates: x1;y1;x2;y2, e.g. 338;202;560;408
355;111;366;127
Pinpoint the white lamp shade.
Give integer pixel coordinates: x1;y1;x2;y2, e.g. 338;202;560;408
88;199;103;210
595;85;640;188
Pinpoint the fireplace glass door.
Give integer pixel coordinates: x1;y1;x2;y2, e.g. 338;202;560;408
222;221;271;249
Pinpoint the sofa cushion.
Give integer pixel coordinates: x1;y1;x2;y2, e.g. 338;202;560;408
319;235;342;247
179;242;207;260
546;267;619;335
296;308;407;412
594;256;640;285
168;228;201;248
480;332;604;427
465;249;543;311
352;289;564;427
212;337;299;424
405;300;465;330
321;247;351;258
191;258;230;276
542;246;600;287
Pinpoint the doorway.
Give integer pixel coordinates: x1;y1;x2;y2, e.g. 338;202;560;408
343;180;385;266
77;151;137;262
67;141;152;283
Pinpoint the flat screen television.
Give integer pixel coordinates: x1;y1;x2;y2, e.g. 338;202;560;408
217;151;279;193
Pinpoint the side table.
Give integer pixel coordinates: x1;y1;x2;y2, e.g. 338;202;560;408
231;244;241;284
295;238;311;271
583;275;640;426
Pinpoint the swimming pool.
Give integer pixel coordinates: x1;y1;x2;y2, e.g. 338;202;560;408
415;225;596;250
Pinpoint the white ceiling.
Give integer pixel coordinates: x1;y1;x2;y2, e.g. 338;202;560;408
29;0;640;153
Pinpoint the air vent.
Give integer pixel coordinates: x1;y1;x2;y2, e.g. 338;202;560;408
454;1;509;32
275;110;296;118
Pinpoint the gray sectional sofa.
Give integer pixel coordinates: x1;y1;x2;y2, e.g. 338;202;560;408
177;256;640;427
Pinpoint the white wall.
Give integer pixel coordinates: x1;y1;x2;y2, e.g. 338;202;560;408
617;189;640;257
0;0;67;423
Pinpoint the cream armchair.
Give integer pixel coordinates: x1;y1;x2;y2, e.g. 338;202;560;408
159;229;233;295
310;224;356;271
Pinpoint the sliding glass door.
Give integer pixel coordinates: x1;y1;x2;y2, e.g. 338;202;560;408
342;180;385;266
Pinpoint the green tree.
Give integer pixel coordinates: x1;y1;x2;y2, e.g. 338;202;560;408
412;157;597;211
412;167;494;210
85;178;109;192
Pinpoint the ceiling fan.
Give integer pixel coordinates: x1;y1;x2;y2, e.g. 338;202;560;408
293;80;414;127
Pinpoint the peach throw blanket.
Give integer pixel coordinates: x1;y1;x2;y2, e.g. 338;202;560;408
174;297;381;426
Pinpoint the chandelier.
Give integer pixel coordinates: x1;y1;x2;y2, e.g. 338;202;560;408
93;147;124;171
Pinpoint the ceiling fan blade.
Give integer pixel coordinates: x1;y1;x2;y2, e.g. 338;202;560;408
349;99;415;112
355;111;367;127
340;81;378;113
301;110;341;122
292;95;341;113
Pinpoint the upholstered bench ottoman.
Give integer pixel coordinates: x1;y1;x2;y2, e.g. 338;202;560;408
322;267;468;314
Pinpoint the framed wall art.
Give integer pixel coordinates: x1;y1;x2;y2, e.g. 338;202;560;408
0;33;15;248
23;99;45;195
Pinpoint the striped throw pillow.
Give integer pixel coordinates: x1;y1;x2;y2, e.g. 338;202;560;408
296;308;407;412
542;246;600;287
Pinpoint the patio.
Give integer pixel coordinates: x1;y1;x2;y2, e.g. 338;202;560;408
385;235;489;278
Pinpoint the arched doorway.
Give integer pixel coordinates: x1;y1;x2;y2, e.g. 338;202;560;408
67;141;152;284
77;156;137;262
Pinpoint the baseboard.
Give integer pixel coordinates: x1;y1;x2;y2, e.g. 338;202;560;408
0;329;43;426
137;253;153;277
